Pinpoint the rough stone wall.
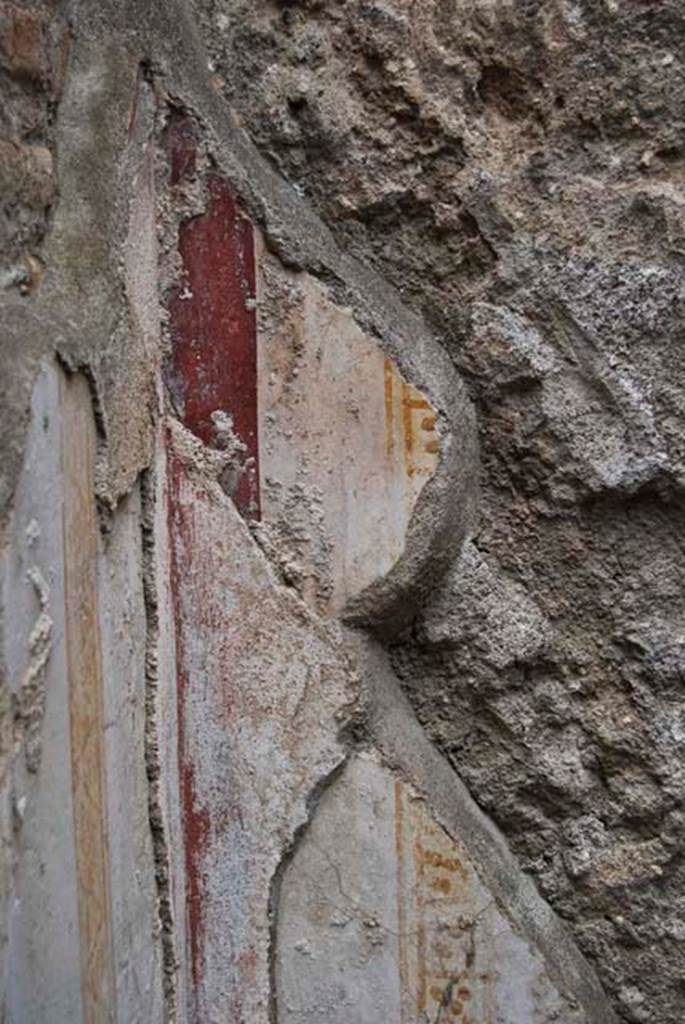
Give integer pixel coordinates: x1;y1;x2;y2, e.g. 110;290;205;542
0;1;63;292
0;1;682;1023
190;4;685;1022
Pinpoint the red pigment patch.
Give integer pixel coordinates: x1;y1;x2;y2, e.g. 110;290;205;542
180;761;211;995
166;440;212;1011
165;119;260;520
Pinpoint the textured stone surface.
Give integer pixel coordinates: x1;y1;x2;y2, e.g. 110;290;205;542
1;1;675;1021
0;1;64;285
192;3;685;1020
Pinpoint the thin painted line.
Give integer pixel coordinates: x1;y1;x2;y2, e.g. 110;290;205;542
61;371;116;1024
384;357;395;461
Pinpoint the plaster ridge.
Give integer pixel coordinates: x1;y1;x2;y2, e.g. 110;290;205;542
141;465;179;1022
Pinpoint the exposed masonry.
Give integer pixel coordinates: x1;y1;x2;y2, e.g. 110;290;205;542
2;2;677;1023
193;4;685;1021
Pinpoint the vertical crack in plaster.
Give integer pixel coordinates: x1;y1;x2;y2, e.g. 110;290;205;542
267;756;350;1024
141;467;179;1021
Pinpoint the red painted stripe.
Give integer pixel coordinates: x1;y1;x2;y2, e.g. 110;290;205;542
166;122;260;520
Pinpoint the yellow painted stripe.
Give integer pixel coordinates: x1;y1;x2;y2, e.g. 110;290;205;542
384;357;395;461
61;371;116;1024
